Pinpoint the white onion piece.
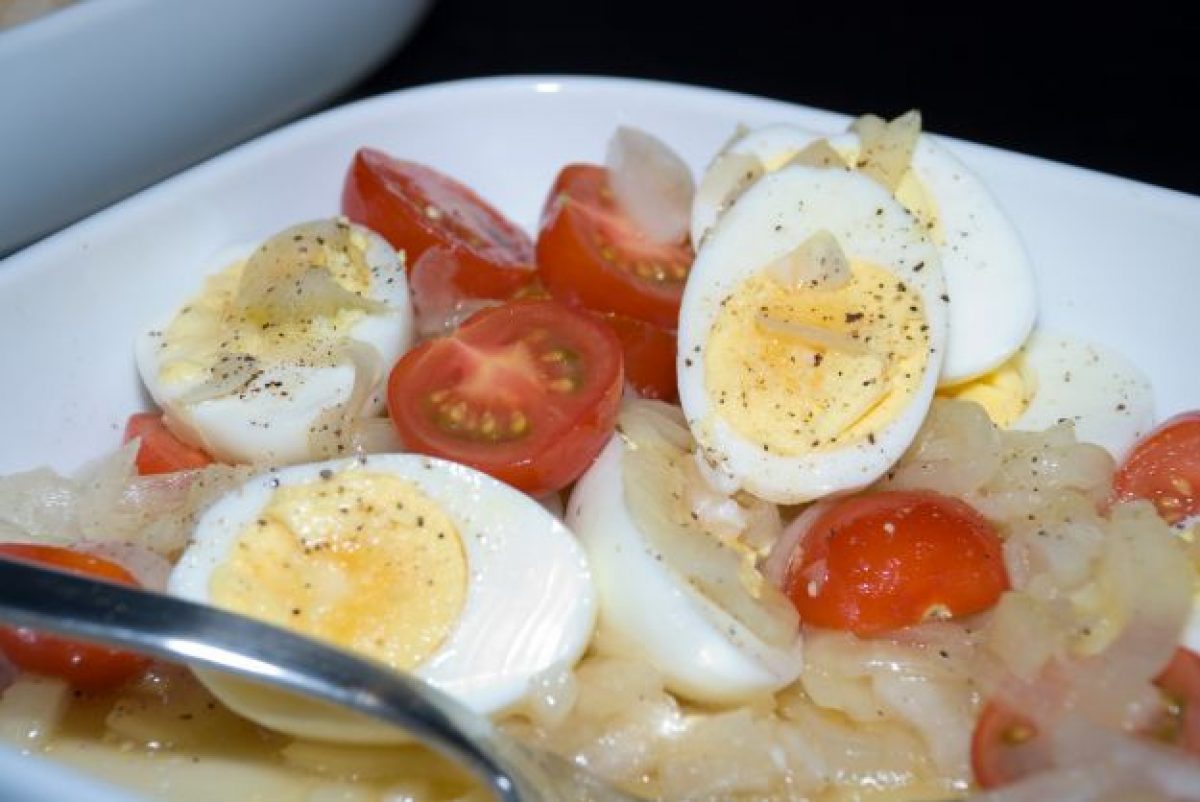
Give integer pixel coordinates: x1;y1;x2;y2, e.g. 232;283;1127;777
410;247;504;339
763;501;828;587
851;110;922;193
692;150;764;244
754;314;882;361
764;229;851;291
306;340;385;460
235;220;385;317
348;416;406;455
606;126;695;244
786;138;848;170
880;399;1002;497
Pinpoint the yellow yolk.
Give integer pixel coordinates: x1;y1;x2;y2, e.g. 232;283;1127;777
210;469;468;671
938;356;1034;427
704;262;930;456
155;221;375;388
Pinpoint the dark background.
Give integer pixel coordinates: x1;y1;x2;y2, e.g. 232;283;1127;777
338;0;1200;195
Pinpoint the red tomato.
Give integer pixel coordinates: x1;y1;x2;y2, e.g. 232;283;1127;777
342;149;536;298
971;647;1200;788
600;313;677;402
969;700;1048;789
387;300;623;495
1114;411;1200;524
535;164;693;329
783;490;1009;636
0;544;150;691
123;413;212;475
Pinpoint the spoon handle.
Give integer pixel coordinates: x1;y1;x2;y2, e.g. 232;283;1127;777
0;556;527;802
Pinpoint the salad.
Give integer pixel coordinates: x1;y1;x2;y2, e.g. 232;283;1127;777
0;103;1198;802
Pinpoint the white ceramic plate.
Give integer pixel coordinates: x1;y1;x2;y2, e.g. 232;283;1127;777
1;75;1199;800
0;0;432;255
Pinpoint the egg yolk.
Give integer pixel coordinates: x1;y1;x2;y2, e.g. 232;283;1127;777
704;262;930;456
155;220;377;389
210;469;468;671
938;356;1034;427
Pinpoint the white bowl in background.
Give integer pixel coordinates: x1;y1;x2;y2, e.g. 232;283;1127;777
0;0;432;254
0;75;1199;799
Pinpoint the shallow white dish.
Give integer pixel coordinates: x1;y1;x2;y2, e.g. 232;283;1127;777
0;74;1199;799
0;0;431;254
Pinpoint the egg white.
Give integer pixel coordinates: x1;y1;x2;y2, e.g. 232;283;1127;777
135;222;414;466
568;437;803;704
169;453;596;743
678;165;948;504
1012;330;1154;459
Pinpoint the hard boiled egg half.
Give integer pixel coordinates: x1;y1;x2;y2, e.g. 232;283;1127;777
169;453;595;743
941;330;1154;459
568;400;803;704
693;114;1036;387
678;164;949;504
135;219;414;466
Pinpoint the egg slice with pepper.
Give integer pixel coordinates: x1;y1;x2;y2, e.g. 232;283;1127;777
692;117;1036;387
942;330;1154;459
168;453;595;743
135;219;414;466
677;164;948;504
568;403;804;704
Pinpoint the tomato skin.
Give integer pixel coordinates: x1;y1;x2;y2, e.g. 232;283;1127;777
123;413;212;475
600;313;677;402
536;164;693;329
971;647;1200;788
387;300;623;496
1114;411;1200;524
783;490;1009;636
0;544;150;691
342;149;535;298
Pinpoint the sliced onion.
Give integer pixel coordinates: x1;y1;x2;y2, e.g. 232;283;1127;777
851;110;921;193
693;150;764;242
619;399;798;647
348;416;406;456
234;220;384;318
306;340;385;461
606;126;695;245
764;229;851;291
880;399;1002;497
754;314;880;359
763;501;828;587
786;139;849;170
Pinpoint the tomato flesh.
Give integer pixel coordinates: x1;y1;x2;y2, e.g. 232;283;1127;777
387;300;622;495
0;544;150;690
600;312;677;402
783;490;1009;636
536;164;693;329
342;149;536;298
123;413;212;475
1114;411;1200;524
971;647;1200;788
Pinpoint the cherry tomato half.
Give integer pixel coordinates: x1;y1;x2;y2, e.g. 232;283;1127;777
0;544;150;691
600;312;677;402
971;647;1200;788
342;149;536;299
387;300;623;496
783;490;1009;636
123;413;212;475
536;164;693;329
1114;411;1200;524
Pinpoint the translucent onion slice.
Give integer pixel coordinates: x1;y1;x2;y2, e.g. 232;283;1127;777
306;340;386;460
851;110;921;193
763;229;851;291
619;400;798;648
234;220;384;319
606;126;696;245
786;139;848;170
693;150;764;243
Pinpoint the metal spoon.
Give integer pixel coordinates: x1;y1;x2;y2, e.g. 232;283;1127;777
0;556;637;802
